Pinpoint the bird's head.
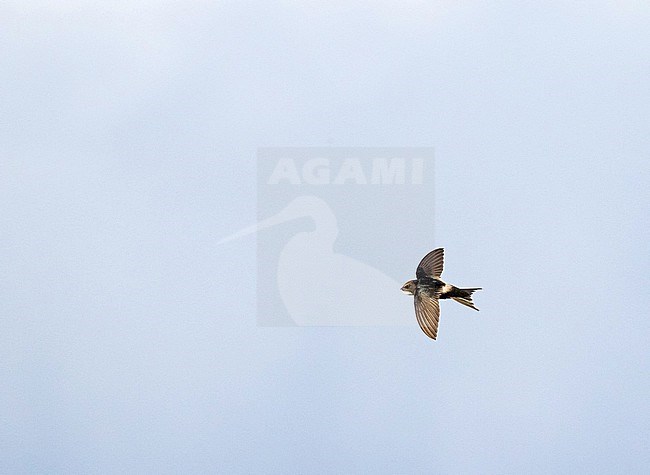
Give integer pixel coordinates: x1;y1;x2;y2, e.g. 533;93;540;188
401;280;417;295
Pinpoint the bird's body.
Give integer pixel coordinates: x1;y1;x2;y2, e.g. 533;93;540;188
401;248;481;340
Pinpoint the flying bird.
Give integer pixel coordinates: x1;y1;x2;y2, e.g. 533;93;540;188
401;248;481;340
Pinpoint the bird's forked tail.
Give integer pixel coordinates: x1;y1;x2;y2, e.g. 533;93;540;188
451;287;482;311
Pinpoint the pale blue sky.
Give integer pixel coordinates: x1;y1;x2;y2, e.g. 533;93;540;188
2;2;649;473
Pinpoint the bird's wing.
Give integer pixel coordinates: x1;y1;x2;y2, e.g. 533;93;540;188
416;248;444;278
414;292;440;340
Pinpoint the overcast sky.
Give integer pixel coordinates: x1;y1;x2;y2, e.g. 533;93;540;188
2;2;649;473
